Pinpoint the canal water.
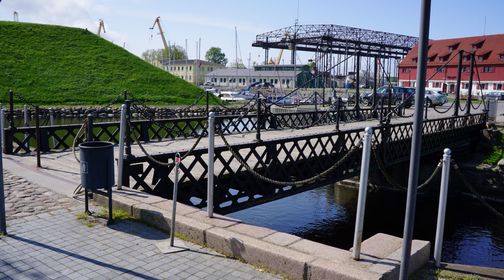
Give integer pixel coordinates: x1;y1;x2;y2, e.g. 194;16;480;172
228;183;504;269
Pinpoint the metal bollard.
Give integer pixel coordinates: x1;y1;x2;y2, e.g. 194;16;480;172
207;112;215;218
117;105;127;190
170;153;181;247
352;127;373;260
434;148;451;267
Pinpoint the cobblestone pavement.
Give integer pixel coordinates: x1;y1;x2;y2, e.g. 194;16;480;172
3;172;77;220
0;174;280;280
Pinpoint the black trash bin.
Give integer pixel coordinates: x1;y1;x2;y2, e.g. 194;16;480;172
79;141;115;190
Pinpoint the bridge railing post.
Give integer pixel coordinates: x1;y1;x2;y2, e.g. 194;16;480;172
465;53;474;116
434;148;451;267
125;100;132;157
207;112;215;218
424;100;429;119
255;93;262;142
352;127;373;260
117;104;127;190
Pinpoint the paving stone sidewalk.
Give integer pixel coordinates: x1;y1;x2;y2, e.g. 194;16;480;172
0;172;280;280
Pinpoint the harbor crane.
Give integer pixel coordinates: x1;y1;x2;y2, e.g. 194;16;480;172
269;32;291;64
97;19;106;36
150;16;169;53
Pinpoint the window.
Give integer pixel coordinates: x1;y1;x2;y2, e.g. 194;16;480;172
274;79;278;84
500;54;504;61
436;67;445;73
463;83;469;89
482;66;494;73
402;68;408;73
496;84;503;90
462;66;469;72
478;83;487;90
189;66;192;71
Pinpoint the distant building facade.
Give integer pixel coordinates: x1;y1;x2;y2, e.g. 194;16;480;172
160;59;225;85
205;64;317;89
398;34;504;94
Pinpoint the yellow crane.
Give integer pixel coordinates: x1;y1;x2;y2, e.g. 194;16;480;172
150;16;169;52
97;19;106;36
272;32;291;64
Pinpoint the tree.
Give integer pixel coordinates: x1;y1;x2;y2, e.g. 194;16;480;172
205;47;228;65
141;45;187;63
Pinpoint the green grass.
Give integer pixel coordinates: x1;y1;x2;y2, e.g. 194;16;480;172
412;265;482;280
483;129;504;165
0;21;208;106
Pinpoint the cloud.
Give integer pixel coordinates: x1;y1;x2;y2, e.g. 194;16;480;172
2;0;127;46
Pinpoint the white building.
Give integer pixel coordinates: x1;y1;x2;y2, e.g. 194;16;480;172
205;65;311;89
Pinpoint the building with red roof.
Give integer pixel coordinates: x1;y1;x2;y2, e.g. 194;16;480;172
398;34;504;95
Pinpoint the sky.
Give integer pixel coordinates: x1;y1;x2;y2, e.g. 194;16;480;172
1;0;503;66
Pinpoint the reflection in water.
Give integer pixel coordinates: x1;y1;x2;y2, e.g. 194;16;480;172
229;183;504;268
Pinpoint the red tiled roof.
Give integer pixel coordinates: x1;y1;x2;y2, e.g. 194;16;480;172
476;49;491;56
400;34;504;67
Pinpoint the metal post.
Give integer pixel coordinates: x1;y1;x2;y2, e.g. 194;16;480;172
125;100;132;157
49;108;55;148
0;107;6;235
373;57;378;110
453;51;463;116
123;90;128;101
335;97;341;131
424;99;429;119
207;112;215;218
0;107;4;153
352;127;373;260
170;153;181;246
256;92;261;142
35;106;41;168
399;0;431;279
23;105;29;127
86;114;94;142
355;53;361;113
466;53;474;115
117;104;127;190
206;91;209;117
434;148;451;267
8;90;14;130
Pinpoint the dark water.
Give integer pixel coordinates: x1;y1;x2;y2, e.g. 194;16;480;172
228;184;504;269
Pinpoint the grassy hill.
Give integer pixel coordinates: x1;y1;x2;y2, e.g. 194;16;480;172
0;21;206;106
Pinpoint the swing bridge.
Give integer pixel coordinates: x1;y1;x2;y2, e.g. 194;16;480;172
1;91;487;214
